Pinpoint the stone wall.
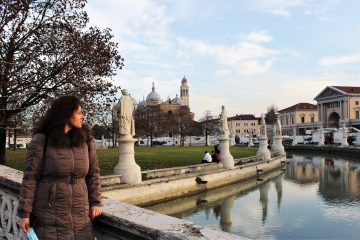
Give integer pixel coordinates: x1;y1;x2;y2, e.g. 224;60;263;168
285;145;360;159
102;156;285;206
0;165;246;240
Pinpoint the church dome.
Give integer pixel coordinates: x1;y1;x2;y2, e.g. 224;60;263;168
129;94;137;110
172;94;182;105
146;82;161;104
181;76;188;83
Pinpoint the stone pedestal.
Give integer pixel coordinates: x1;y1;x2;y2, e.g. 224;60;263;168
229;134;235;146
113;135;141;184
248;135;254;147
292;128;297;146
218;135;234;169
318;128;325;146
257;136;271;160
271;136;285;155
341;135;349;147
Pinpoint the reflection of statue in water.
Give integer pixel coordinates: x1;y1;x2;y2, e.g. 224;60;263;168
118;89;135;136
219;105;230;137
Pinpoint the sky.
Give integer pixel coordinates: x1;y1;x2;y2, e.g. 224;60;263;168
85;0;360;120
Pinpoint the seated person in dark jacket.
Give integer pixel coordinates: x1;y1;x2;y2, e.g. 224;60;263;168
212;144;221;163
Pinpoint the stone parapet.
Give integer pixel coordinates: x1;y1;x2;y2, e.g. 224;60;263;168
0;165;247;240
285;145;360;158
102;155;285;206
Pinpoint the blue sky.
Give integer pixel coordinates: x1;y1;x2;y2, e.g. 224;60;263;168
85;0;360;120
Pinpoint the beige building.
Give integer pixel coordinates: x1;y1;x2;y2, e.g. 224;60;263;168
227;114;260;138
278;103;318;135
314;86;360;129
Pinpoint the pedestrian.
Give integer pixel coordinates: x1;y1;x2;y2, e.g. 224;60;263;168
18;95;102;239
201;151;212;163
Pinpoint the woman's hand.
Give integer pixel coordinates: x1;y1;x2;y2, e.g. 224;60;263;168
90;206;102;220
20;218;30;233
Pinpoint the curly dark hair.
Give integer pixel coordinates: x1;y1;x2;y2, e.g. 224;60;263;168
34;95;92;148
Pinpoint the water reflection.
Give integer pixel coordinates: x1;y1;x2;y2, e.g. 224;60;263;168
286;154;360;204
145;155;360;239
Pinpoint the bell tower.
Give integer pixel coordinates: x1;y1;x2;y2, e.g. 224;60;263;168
180;76;189;107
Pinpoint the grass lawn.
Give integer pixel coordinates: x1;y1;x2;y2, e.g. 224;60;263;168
5;146;256;176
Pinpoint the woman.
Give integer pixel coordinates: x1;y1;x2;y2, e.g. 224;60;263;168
18;95;102;239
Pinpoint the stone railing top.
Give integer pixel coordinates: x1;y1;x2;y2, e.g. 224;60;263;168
100;197;247;240
0;165;248;240
0;164;23;191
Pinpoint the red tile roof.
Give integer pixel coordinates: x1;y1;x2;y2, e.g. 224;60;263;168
332;86;360;94
227;114;258;121
278;103;317;113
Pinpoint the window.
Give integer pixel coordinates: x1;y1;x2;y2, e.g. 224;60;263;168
301;117;305;123
291;117;294;124
286;117;288;125
325;101;340;108
311;117;314;123
356;101;359;105
244;123;248;126
356;111;360;119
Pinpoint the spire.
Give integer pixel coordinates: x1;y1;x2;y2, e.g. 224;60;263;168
152;82;155;92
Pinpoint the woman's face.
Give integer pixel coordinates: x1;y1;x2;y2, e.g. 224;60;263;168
68;106;85;129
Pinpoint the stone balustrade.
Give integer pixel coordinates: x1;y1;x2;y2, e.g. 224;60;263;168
0;165;246;240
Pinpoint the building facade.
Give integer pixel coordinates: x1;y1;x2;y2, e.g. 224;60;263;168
227;114;260;138
314;86;360;129
278;103;318;135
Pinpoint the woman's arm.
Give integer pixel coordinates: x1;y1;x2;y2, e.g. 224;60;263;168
85;140;102;208
18;134;46;231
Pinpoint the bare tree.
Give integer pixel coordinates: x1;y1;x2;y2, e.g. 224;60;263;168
0;0;124;164
171;108;194;147
199;110;217;146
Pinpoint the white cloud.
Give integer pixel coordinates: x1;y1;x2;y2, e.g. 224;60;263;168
320;55;360;66
238;31;273;43
236;60;273;76
215;69;232;78
247;0;304;16
178;37;278;76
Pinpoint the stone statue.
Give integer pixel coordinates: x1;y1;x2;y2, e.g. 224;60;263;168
118;89;135;136
219;105;230;137
275;117;282;136
260;114;267;137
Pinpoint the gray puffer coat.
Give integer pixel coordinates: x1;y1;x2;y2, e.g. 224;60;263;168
18;133;102;240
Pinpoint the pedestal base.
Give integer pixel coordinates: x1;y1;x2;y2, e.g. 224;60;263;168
257;136;271;160
113;135;141;184
218;135;234;169
271;136;285;155
341;137;349;147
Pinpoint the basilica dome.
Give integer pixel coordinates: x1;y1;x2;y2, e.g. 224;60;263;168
172;94;182;105
146;82;161;104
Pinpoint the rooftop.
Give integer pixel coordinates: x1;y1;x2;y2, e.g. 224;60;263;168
278;103;317;113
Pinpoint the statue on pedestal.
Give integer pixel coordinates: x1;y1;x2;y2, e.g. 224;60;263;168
118;89;135;136
217;106;234;169
114;89;141;184
219;105;230;137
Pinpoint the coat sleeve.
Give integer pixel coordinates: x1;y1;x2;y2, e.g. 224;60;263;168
17;133;46;218
86;140;102;207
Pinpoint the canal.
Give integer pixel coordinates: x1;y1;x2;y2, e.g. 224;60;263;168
145;154;360;239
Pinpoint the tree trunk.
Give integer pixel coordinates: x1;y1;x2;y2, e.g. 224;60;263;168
13;128;17;151
205;132;208;146
0;128;6;165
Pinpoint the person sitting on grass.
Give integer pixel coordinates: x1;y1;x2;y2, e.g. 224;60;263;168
201;151;212;163
212;144;221;163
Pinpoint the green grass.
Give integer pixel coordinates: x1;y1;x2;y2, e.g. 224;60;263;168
5;146;256;176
